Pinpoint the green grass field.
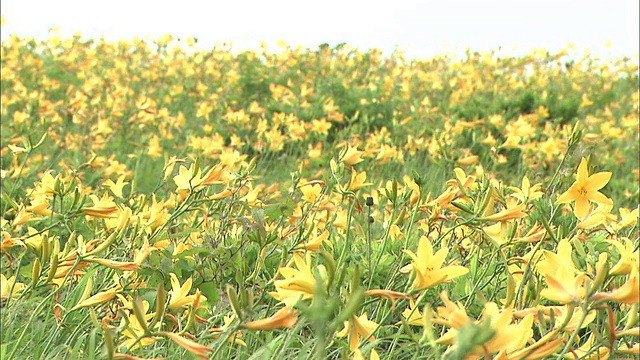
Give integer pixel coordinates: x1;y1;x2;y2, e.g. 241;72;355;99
1;33;638;359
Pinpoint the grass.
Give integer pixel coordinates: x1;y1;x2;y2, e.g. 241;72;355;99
1;33;639;359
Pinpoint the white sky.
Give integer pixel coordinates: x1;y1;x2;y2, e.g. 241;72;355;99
1;0;639;60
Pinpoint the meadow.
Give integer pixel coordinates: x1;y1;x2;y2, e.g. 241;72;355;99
1;32;638;359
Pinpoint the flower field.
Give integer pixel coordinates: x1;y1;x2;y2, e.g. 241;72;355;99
1;32;639;359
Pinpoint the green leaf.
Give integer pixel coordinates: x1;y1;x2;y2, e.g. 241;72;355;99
198;282;219;306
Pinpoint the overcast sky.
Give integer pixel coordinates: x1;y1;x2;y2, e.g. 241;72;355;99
1;0;638;60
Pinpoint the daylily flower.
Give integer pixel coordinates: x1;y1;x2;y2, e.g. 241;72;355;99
399;298;424;326
615;206;639;229
168;274;207;309
433;292;534;357
162;331;213;360
479;203;527;222
556;158;613;218
493;330;563;360
563;334;610;359
336;312;379;351
269;252;317;306
173;163;204;196
345;169;372;192
608;238;639;275
1;273;25;301
104;175;128;198
400;235;469;291
83;193;119;218
244;306;298;330
537;239;588;303
119;300;157;350
432;291;471;334
363;289;410;310
210;314;246;346
353;348;380;360
297;229;332;252
340;144;365;165
507;175;543;203
299;183;323;203
592;272;639;304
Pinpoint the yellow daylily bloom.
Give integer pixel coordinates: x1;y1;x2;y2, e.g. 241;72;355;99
399;298;424;326
173;163;204;196
353;348;380;360
1;273;25;301
479;203;527;222
119;300;157;350
493;330;563;360
299;183;323;203
616;207;639;229
297;229;332;252
83;193;119;218
346;168;372;192
210;314;246;346
608;238;639;275
244;306;298;331
400;235;469;291
340;144;365;165
434;292;534;357
104;175;128;198
507;175;543;203
336;312;379;351
269;252;317;306
537;239;588;303
363;289;410;311
162;331;213;360
556;158;613;218
562;334;610;359
168;274;207;309
592;272;639;304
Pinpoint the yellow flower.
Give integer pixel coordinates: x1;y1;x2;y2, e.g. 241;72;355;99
400;235;469;291
481;304;534;355
173;164;204;196
1;273;25;301
83;193;119;218
434;292;534;357
210;314;246;346
168;274;207;309
363;289;410;311
299;183;323;203
119;301;157;350
537;239;588;303
353;348;380;360
72;287;120;310
269;252;317;306
162;331;213;360
336;312;379;351
507;175;543;203
616;206;639;229
346;169;372;192
340;144;365;165
608;238;639;275
244;306;298;330
592;272;639;304
297;229;332;252
104;175;128;198
433;291;471;332
399;298;424;326
556;158;613;218
563;334;610;359
479;203;527;222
